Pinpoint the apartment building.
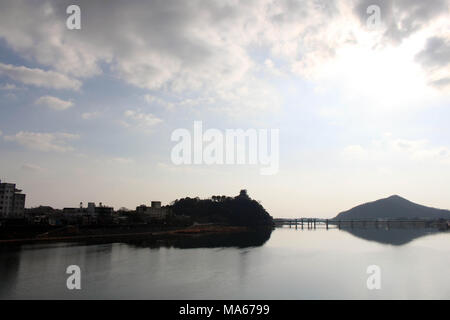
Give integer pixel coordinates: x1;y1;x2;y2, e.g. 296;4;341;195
0;180;26;218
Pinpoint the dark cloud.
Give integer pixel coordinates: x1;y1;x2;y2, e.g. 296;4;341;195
430;77;450;88
415;37;450;68
415;36;450;89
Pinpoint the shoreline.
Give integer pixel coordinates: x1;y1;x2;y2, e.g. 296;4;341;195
0;224;254;246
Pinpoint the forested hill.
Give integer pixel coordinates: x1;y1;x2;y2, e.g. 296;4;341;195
171;190;273;226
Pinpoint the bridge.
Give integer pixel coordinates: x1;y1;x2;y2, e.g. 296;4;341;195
273;218;449;230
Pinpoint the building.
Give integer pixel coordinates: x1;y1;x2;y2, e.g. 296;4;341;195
0;180;26;219
136;201;169;220
151;201;161;208
62;202;114;225
95;202;114;217
63;202;113;219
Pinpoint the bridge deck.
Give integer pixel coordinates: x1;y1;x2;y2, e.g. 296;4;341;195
273;218;448;229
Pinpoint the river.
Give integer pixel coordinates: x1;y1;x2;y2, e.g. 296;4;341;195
0;226;449;299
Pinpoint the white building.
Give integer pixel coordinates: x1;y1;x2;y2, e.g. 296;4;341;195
63;202;113;217
136;201;169;220
0;180;26;218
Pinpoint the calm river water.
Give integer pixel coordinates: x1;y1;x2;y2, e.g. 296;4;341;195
1;226;449;299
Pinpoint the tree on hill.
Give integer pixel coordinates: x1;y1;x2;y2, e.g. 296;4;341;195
171;190;273;226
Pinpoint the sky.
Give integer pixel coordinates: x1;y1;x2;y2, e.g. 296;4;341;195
0;0;449;218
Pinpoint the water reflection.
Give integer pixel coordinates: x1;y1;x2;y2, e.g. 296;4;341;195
339;227;448;245
126;227;273;249
1;227;450;299
0;247;21;297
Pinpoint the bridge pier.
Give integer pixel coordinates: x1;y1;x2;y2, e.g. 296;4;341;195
326;219;328;230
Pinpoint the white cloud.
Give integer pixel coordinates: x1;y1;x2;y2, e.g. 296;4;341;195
353;0;449;43
35;95;74;111
342;134;450;165
388;137;450;163
109;157;134;165
0;0;448;118
81;111;100;120
117;120;131;128
4;131;79;152
0;63;81;90
0;1;107;78
21;163;46;172
0;0;378;114
0;83;17;90
341;145;369;160
143;94;174;109
124;110;163;128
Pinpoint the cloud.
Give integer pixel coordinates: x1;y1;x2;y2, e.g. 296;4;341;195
416;37;450;68
0;0;251;90
342;133;450;165
143;94;174;109
81;111;100;120
35;95;74;111
4;131;79;152
430;77;450;89
109;157;134;165
0;0;346;108
0;83;17;90
0;1;107;78
0;63;81;90
0;0;448;108
21;163;46;173
353;0;449;43
415;36;450;89
124;110;163;128
341;145;369;160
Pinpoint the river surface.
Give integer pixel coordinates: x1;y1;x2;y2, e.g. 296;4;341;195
0;226;449;299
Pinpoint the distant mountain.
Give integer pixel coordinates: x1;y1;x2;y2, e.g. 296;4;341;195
334;195;450;220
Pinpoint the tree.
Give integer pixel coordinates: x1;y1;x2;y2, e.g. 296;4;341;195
237;189;250;200
171;190;273;226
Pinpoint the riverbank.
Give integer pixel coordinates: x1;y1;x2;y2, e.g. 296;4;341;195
0;224;254;246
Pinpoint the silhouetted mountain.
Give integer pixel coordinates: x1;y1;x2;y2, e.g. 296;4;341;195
334;195;450;220
171;190;273;227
